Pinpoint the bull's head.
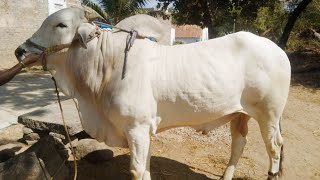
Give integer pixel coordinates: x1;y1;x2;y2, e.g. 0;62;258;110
15;8;99;67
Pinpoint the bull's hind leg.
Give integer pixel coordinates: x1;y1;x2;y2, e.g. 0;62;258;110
126;124;152;180
222;113;250;180
257;115;283;180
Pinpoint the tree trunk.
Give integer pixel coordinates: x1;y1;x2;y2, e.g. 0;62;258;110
203;0;215;39
278;0;313;49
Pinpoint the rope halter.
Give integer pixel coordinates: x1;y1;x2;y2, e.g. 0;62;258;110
25;21;157;77
26;39;73;71
25;24;102;71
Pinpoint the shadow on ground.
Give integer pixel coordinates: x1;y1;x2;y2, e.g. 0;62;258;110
67;154;254;180
0;73;67;113
289;51;320;89
68;155;213;180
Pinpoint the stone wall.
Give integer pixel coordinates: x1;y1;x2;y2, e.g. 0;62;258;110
68;0;81;8
0;0;80;70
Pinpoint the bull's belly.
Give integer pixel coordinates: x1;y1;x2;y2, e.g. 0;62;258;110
156;97;244;132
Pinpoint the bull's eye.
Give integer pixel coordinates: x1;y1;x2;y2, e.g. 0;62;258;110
56;23;67;28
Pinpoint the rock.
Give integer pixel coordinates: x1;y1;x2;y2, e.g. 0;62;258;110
0;152;49;180
74;130;93;140
65;138;78;149
22;126;34;135
0;143;23;152
49;132;66;140
75;139;113;163
0;124;24;144
25;135;69;179
18;99;83;136
0;143;24;162
25;140;38;145
24;132;40;141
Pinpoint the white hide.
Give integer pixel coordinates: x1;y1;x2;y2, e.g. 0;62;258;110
16;8;291;180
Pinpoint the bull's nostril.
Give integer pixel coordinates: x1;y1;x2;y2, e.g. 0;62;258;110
15;47;26;58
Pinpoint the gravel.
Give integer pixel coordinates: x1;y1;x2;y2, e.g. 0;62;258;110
156;125;232;145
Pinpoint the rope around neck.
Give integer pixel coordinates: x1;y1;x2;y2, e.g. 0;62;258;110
52;77;78;180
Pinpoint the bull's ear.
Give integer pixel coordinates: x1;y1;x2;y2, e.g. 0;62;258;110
77;23;94;49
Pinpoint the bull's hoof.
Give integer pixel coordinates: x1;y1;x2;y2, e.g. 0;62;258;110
219;175;232;180
130;170;151;180
267;171;279;180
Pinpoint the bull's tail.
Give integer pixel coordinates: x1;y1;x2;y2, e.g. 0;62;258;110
278;116;284;177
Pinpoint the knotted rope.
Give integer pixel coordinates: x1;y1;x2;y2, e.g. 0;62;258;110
122;30;138;80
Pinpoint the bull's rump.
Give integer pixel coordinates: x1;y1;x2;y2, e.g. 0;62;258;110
146;32;290;129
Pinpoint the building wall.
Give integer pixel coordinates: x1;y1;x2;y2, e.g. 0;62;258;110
175;37;201;44
68;0;81;7
0;0;80;70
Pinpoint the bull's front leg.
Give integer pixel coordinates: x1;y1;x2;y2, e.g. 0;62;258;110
126;124;152;180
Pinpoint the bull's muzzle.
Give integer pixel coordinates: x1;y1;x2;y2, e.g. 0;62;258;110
15;47;26;61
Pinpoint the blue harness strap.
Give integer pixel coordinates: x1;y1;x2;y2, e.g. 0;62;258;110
93;21;158;42
96;23;113;29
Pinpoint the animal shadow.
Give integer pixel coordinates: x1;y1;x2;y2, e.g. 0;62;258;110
67;154;216;180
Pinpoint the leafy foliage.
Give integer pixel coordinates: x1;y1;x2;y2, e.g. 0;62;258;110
82;0;149;24
82;0;108;20
254;2;288;41
81;0;319;51
157;0;277;37
287;0;320;51
157;0;319;50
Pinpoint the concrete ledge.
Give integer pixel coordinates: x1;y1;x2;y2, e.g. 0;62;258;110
18;99;83;136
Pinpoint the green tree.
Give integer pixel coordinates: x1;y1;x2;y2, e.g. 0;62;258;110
254;2;287;41
157;0;277;38
82;0;108;20
82;0;149;24
286;0;320;50
157;0;229;37
278;0;313;48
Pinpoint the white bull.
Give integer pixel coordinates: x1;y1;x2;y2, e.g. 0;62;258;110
15;8;291;180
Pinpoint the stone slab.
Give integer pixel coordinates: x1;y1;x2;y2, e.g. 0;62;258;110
18;99;83;136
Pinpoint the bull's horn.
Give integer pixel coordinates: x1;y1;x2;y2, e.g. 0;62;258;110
82;5;104;22
84;11;100;22
84;11;99;21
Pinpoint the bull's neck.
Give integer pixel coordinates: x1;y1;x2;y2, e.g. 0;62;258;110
66;30;116;103
46;51;75;97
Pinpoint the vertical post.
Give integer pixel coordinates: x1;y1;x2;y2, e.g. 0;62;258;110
233;19;236;33
170;28;175;46
202;27;209;41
